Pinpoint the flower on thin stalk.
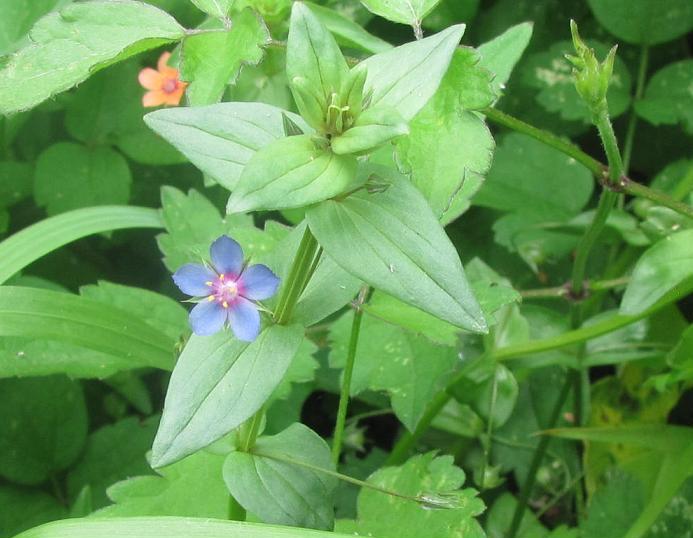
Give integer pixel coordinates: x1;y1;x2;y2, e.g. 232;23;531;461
138;52;187;107
172;236;280;341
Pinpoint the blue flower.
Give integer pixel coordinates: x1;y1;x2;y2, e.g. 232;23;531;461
172;235;280;341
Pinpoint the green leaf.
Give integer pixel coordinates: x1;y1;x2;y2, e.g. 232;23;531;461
0;0;67;55
477;22;533;95
287;2;349;98
0;0;185;114
332;106;409;155
306;173;486;332
474;133;594;218
14;517;355;538
0;287;174;371
0;338;135;380
63;60;185;165
180;9;270;106
98;450;228;517
523;40;632;123
360;0;442;27
224;423;337;529
144;102;306;190
66;416;159;509
0;375;87;485
636;60;693;135
226;135;358;213
362;291;460;346
336;453;485;538
34;143;132;216
581;470;645;538
586;0;693;45
0;485;66;538
190;0;234;19
362;24;465;120
451;362;518;428
0;206;162;285
396;49;495;223
330;311;458;430
486;493;547;538
621;230;693;315
0;161;33;210
304;2;392;54
151;324;304;468
80;281;188;343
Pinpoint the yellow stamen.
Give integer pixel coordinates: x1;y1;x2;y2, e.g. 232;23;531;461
219;274;225;280
205;281;213;286
207;295;215;302
222;301;229;308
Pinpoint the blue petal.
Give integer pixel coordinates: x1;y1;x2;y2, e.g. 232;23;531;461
210;235;244;276
173;264;216;296
189;300;228;336
239;264;280;300
228;297;261;342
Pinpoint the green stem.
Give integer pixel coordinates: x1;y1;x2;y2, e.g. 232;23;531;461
507;375;572;538
625;179;693;219
239;410;264;453
332;287;368;464
274;226;321;325
520;277;629;300
483;107;693;219
482;107;603;175
570;190;619;296
621;45;649;174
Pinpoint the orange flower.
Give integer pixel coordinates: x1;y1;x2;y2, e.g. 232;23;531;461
138;52;187;107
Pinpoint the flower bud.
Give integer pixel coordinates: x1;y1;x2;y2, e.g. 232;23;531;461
565;20;617;116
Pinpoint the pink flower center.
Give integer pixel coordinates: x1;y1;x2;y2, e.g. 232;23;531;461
207;274;241;309
162;78;178;94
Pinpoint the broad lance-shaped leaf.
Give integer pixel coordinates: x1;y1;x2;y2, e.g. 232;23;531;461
224;423;337;530
144;103;308;191
287;2;348;98
151;324;304;468
361;24;465;120
306;174;487;332
331;106;409;155
0;0;185;115
226;135;358;214
360;0;442;27
620;229;693;315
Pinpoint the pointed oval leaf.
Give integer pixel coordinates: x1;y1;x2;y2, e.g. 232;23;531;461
144;103;308;190
223;423;337;530
331;106;409;155
0;0;185;114
306;173;487;332
287;2;349;98
620;230;693;315
226;135;358;213
361;24;465;120
151;324;304;468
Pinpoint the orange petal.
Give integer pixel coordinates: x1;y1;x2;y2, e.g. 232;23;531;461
163;85;186;106
157;51;172;72
138;68;162;90
142;90;165;107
